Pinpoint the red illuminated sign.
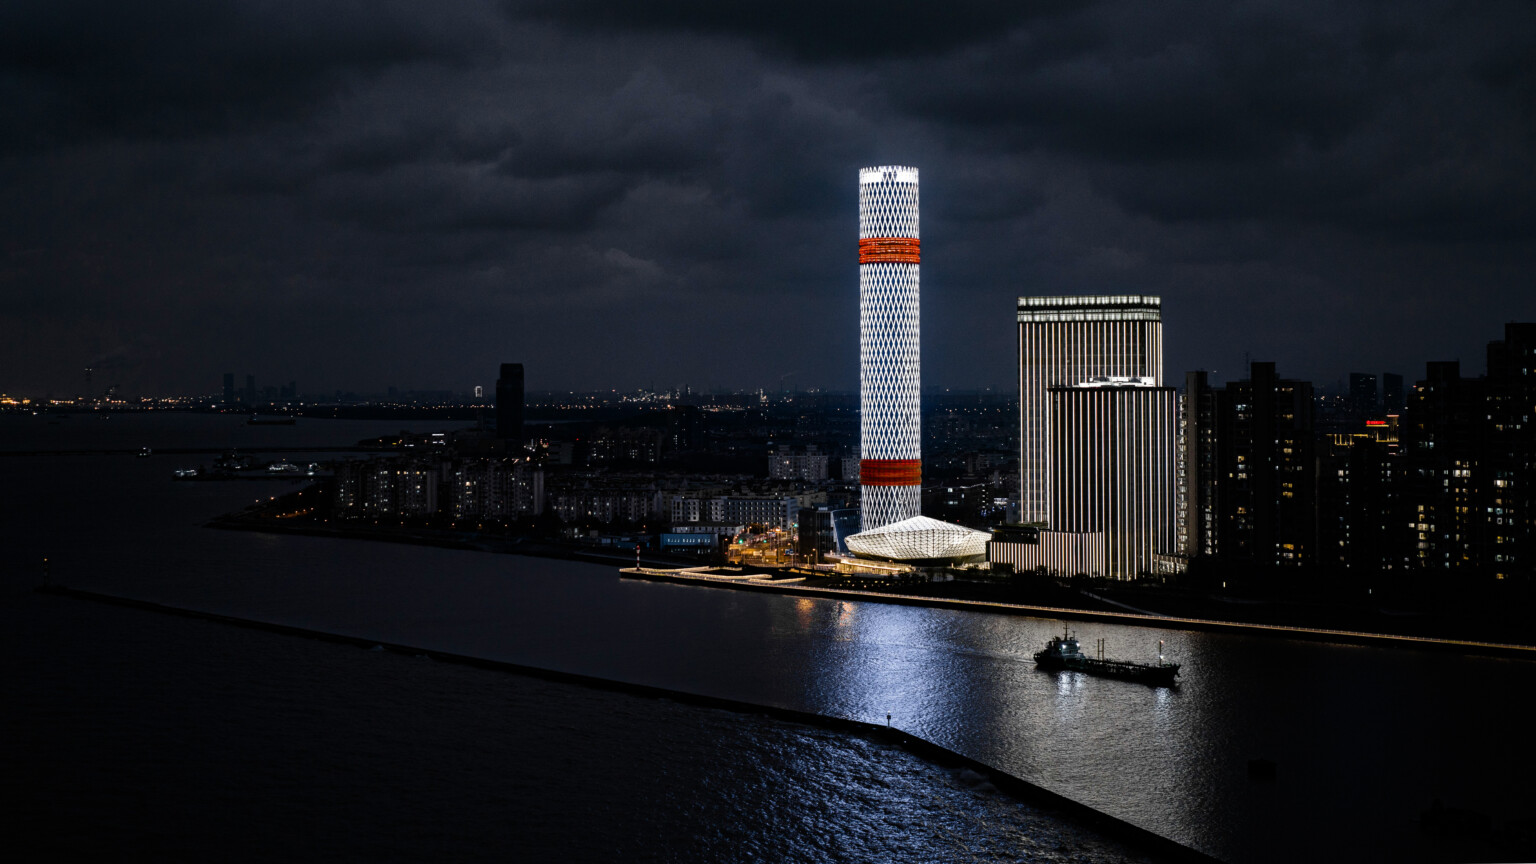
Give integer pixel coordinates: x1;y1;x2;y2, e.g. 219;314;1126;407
858;237;921;264
860;459;922;486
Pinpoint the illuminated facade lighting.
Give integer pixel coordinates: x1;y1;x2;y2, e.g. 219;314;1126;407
845;515;991;563
1017;295;1164;525
987;528;1107;577
1048;383;1178;578
860;165;922;531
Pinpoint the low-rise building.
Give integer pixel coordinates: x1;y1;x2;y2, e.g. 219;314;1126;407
769;444;830;481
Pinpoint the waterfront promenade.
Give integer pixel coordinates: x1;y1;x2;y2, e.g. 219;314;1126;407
619;566;1536;659
217;493;1536;656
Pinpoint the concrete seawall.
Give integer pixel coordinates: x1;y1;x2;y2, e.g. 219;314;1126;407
37;582;1220;864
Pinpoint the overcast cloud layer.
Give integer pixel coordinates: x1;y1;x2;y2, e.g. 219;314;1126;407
3;0;1532;396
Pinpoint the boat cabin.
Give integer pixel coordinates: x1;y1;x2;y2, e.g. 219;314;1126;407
1040;634;1081;658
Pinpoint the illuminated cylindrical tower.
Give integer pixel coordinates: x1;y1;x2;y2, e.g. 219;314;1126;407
859;165;921;531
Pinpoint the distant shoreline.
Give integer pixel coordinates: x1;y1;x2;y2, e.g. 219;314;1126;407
204;514;657;567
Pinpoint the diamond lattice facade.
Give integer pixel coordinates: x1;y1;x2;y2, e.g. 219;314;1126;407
860;166;922;531
845;515;991;563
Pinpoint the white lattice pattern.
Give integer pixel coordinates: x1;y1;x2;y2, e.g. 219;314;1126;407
859;166;920;240
861;484;921;532
845;515;991;562
859;166;921;533
860;261;920;461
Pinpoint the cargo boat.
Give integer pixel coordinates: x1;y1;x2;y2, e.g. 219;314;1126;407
1033;626;1180;686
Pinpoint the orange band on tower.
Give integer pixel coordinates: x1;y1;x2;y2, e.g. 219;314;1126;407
859;237;920;264
860;459;922;486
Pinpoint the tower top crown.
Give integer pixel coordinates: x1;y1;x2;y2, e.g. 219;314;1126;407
860;166;918;185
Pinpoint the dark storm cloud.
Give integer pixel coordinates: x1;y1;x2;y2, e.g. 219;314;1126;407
1;0;1532;395
884;0;1536;237
0;0;488;152
316;167;634;234
499;69;718;178
906;26;1367;165
520;0;1090;62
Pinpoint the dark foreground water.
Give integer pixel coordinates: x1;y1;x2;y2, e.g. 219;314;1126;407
4;413;1534;862
0;586;1159;863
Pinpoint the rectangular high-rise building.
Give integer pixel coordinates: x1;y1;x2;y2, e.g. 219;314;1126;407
1349;372;1379;416
1017;295;1163;526
1180;370;1221;559
1203;361;1317;571
1049;382;1178;578
496;363;523;442
1382;372;1405;414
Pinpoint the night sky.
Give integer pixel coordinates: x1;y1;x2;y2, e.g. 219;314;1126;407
3;1;1533;397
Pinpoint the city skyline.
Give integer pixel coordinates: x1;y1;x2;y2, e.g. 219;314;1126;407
2;1;1533;397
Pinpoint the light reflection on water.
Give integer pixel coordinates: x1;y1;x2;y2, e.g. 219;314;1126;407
5;418;1535;864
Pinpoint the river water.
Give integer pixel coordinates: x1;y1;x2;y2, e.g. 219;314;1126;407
3;412;1532;862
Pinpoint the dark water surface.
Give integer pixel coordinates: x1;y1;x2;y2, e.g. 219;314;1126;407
4;413;1533;862
0;587;1158;863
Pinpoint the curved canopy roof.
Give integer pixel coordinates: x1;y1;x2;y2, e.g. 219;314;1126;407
844;515;991;563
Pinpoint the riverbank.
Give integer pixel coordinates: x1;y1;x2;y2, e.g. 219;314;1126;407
12;435;1531;864
205;513;684;569
210;495;1536;656
618;566;1536;659
32;582;1215;864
